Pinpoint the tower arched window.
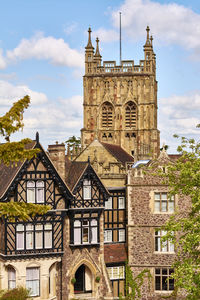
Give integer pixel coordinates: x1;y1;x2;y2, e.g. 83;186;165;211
101;102;113;128
125;102;136;129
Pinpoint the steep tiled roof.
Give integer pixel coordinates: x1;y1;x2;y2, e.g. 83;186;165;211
65;158;88;191
101;142;134;165
104;244;127;263
0;140;36;199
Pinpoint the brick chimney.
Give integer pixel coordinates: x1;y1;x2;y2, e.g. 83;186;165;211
47;142;66;180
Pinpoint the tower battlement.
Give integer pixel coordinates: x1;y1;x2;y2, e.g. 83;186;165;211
82;26;160;160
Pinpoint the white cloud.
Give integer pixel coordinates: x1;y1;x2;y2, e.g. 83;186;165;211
92;28;118;43
159;91;200;153
96;0;200;58
0;49;6;69
64;22;78;35
0;80;48;106
6;33;84;68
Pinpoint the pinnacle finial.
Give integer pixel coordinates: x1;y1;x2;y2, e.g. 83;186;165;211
86;27;93;48
145;26;151;46
94;37;101;57
36;132;39;143
150;35;153;46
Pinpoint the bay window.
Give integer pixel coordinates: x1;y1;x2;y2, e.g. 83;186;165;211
73;218;98;245
16;223;52;250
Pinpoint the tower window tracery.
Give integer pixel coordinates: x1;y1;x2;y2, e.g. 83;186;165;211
125;102;136;129
101;102;113;128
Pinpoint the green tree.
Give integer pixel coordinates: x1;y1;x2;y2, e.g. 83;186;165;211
65;135;81;151
0;287;30;300
119;263;151;300
160;135;200;299
0;96;49;220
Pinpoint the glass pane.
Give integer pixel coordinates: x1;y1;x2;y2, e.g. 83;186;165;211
74;220;81;227
45;230;52;248
27;188;35;203
154;201;160;212
161;193;167;200
45;223;52;230
119;266;125;279
83;186;91;200
169;241;174;252
162;269;167;275
26;280;39;296
8;268;16;280
162;276;168;290
161;240;167;252
82;228;89;243
169;279;174;290
74;228;81;245
17;232;24;250
168;201;174;212
37;188;44;203
155;269;160;274
36;224;42;231
155;276;160;290
105;197;112;209
26;224;33;231
91;227;97;243
119;229;125;242
161;201;167;212
36;181;44;187
113;267;118;279
27;181;35;187
16;224;24;232
26;267;39;280
154;193;160;200
118;197;125;209
155;237;160;251
35;231;43;249
26;232;33;249
91;219;97;226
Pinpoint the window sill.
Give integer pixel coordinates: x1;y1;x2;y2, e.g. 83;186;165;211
154;251;175;254
69;243;100;248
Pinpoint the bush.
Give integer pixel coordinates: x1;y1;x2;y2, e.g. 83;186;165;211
0;287;30;300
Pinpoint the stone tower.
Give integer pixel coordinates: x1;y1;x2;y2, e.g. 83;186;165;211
81;26;160;160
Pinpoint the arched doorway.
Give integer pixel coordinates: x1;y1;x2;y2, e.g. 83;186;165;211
74;264;92;294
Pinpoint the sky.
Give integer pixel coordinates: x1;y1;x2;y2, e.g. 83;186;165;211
0;0;200;153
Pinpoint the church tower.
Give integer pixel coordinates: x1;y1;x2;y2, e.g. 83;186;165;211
81;26;160;160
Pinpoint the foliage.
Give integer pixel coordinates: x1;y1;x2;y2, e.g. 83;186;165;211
0;202;50;221
160;135;200;299
0;287;30;300
119;263;151;300
95;276;101;282
65;135;81;151
0;95;40;165
71;278;76;284
0;96;49;220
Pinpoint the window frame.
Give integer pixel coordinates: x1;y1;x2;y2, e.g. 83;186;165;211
154;192;175;213
8;267;16;290
26;267;40;297
104;229;112;243
118;196;125;209
72;218;99;245
16;223;53;251
83;179;91;200
155;230;174;253
155;268;174;291
105;197;112;209
107;266;125;280
26;180;45;204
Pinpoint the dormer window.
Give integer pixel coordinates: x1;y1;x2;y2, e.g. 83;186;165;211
27;180;44;203
83;179;91;200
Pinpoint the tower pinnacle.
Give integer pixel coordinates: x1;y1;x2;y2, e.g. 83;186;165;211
86;27;94;49
94;37;101;57
145;26;151;46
